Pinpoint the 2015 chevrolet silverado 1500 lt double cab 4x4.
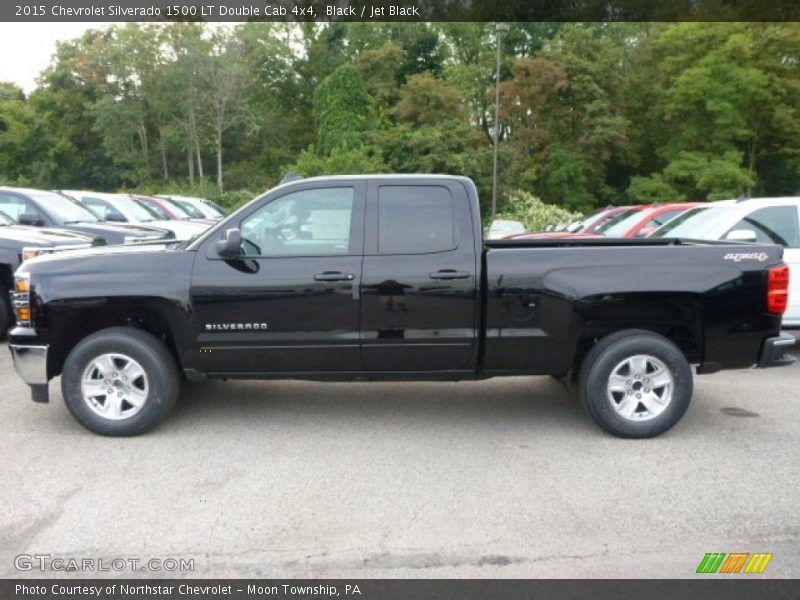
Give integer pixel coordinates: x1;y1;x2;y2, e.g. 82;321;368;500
7;175;796;437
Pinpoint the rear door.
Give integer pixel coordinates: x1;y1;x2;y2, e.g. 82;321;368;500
190;180;366;373
360;179;479;371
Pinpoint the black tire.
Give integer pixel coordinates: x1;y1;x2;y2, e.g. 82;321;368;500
61;327;180;436
0;284;10;341
578;329;693;438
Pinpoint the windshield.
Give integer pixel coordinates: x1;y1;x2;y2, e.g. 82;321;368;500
137;198;171;220
171;199;205;219
161;199;193;219
595;209;641;234
566;213;602;233
31;192;99;224
599;209;651;237
200;202;224;218
0;211;12;226
114;196;163;222
650;205;729;238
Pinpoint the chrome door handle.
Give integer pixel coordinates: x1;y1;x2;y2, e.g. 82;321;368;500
313;271;355;282
429;270;470;280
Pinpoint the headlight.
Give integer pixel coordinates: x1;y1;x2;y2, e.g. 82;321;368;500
13;274;31;326
21;247;54;262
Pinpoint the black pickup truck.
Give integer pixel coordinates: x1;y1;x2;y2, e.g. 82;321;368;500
7;175;796;438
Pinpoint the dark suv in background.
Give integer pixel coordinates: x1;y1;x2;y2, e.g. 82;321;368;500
1;210;104;338
0;187;173;245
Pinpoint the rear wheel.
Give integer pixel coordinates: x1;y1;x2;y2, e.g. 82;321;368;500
578;330;693;438
61;327;180;436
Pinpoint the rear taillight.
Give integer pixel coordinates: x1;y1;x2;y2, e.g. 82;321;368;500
767;265;789;315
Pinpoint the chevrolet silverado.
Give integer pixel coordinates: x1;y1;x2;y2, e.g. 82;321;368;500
7;175;796;437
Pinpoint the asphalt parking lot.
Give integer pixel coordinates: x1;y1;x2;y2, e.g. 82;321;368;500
1;337;798;579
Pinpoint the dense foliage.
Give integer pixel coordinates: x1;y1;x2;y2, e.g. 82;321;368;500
495;191;584;232
0;22;798;216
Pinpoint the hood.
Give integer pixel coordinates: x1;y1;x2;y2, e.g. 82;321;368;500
63;222;173;244
16;243;195;306
0;225;103;248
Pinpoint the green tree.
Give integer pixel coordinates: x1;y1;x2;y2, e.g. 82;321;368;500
291;145;386;177
500;25;634;210
376;72;490;202
312;64;376;155
198;31;253;192
496;190;583;232
624;23;800;200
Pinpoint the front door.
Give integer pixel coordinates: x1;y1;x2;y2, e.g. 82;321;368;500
360;179;479;371
191;181;365;374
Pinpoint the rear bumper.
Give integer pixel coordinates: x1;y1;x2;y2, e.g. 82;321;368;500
757;332;797;368
9;344;48;384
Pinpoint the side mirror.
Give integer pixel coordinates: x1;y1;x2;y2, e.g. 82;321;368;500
725;229;758;243
215;228;242;258
105;213;127;223
18;213;44;227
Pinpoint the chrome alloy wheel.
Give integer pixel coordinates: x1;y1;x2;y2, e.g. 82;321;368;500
80;353;149;420
606;354;674;421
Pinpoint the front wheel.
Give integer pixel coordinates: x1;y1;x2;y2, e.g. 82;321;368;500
61;327;180;436
578;330;693;438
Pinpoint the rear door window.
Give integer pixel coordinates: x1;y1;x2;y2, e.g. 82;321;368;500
377;186;456;254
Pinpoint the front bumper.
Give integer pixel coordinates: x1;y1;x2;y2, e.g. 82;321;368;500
757;332;797;368
9;344;48;384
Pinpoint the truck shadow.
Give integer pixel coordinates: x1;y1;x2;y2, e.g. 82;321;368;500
169;376;595;435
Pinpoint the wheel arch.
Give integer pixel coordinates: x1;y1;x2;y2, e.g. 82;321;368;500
570;294;705;379
46;299;189;380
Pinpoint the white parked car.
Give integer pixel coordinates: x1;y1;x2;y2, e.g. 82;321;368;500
61;191;211;242
156;194;225;220
486;219;526;240
652;197;800;325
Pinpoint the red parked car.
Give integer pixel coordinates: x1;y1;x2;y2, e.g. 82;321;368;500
134;195;216;225
594;203;702;238
508;206;648;240
508;203;699;241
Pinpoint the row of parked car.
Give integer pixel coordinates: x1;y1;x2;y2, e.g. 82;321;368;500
490;196;800;325
0;187;225;337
